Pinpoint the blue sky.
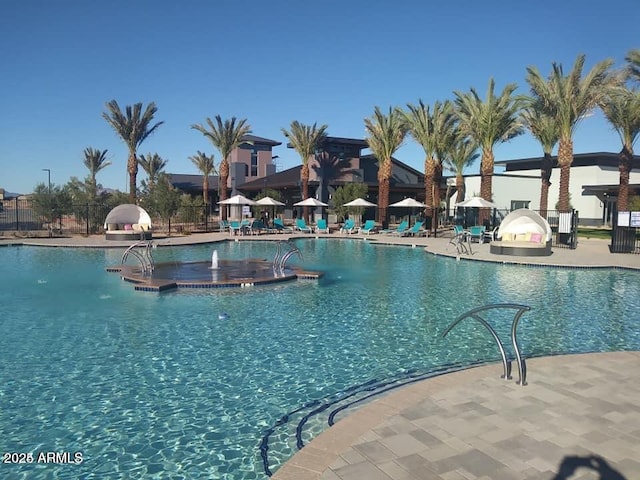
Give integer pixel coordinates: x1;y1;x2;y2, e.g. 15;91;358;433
1;0;638;194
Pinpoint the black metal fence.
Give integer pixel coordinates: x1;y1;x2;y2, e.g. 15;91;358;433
610;212;640;254
0;198;218;236
537;209;579;250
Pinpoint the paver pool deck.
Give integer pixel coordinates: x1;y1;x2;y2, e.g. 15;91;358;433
4;230;640;479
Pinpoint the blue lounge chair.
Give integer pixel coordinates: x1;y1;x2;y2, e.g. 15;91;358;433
273;218;293;233
358;219;377;235
340;219;356;234
403;221;426;237
295;218;313;233
315;219;329;234
382;220;409;235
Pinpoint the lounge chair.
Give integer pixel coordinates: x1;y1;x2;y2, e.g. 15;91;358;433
382;220;409;235
295;218;313;233
358;219;377;235
483;226;499;243
340;219;356;234
402;221;427;237
315;219;329;234
273;218;293;233
247;220;267;235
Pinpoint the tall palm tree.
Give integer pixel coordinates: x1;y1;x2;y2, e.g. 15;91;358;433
626;48;640;83
601;88;640;211
526;54;614;211
189;151;217;206
454;78;524;222
82;147;111;201
364;106;407;224
443;133;479;206
281;121;328;222
138;153;167;191
102;100;164;201
402;100;456;228
191;116;251;220
521;104;559;218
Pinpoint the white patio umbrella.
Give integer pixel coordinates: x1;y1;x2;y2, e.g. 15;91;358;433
343;198;377;225
255;196;285;224
218;194;256;220
455;196;498;208
293;198;329;207
218;194;256;205
343;198;377;207
389;198;427;226
294;198;328;223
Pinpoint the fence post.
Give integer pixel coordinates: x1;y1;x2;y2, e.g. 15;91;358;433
14;197;19;231
571;209;578;249
86;203;90;236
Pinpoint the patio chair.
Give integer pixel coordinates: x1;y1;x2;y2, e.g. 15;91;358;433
315;219;329;234
295;218;313;233
247;220;267;235
358;219;377;235
382;220;409;236
468;225;486;243
273;218;293;233
340;219;356;234
218;220;230;232
483;226;499;243
402;221;427;237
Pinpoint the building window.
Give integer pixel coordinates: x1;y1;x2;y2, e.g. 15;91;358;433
251;149;258;177
511;200;530;210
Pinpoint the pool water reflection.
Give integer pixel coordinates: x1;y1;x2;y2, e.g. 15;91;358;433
0;239;639;479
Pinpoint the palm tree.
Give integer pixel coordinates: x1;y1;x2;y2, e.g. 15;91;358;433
402;100;456;228
281;121;328;222
626;48;640;83
521;104;559;218
82;147;111;201
364;106;407;224
454;78;524;222
102;100;164;201
138;153;168;191
443;133;479;206
601;87;640;211
191;116;251;220
189;151;217;206
526;54;614;211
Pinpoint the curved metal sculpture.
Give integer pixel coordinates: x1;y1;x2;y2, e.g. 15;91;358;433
442;303;531;385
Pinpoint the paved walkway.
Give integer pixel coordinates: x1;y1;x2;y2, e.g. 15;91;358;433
3;230;640;479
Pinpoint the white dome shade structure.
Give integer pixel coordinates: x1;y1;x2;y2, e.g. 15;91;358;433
104;204;152;229
497;209;552;242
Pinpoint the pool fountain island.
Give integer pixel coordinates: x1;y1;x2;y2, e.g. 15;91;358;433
107;240;322;292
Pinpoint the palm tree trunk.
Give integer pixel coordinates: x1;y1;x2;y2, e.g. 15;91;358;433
539;152;553;219
424;156;435;219
479;149;494;224
301;163;310;222
128;152;138;201
219;159;229;221
557;138;573;211
456;174;465;202
433;162;442;231
377;159;392;224
618;145;633;211
203;177;209;206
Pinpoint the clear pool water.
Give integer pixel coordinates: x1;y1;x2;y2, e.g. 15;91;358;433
1;239;639;479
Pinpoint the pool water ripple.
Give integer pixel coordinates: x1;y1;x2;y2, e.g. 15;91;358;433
1;240;639;479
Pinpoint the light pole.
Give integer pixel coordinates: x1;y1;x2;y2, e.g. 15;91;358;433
42;168;51;193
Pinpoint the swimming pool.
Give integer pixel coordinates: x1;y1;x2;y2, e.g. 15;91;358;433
1;239;639;479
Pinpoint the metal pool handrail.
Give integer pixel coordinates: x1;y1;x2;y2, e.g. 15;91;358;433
121;240;155;274
441;303;531;386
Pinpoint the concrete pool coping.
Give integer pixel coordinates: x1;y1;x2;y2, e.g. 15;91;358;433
4;231;640;479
